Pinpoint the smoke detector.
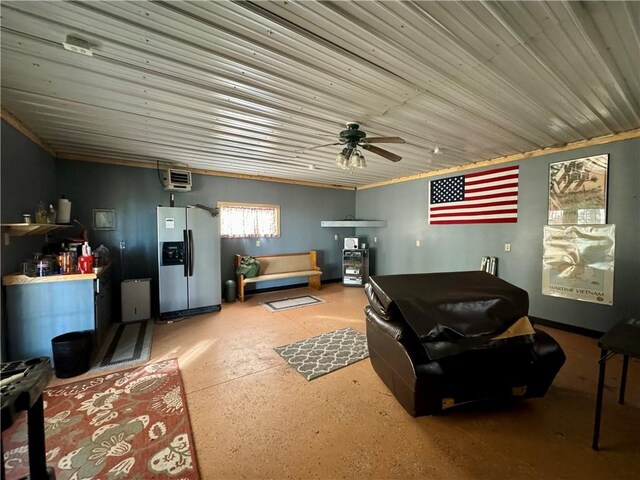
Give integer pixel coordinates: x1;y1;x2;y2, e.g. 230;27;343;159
62;35;93;56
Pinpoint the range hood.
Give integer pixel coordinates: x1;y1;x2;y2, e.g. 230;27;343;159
321;220;386;228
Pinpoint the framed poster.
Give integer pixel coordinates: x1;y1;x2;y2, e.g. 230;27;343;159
548;154;608;225
93;209;117;230
542;225;615;305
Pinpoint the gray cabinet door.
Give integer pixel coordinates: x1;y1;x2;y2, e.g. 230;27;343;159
186;207;221;308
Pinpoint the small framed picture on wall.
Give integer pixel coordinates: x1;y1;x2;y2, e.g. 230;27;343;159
93;209;117;230
548;154;609;225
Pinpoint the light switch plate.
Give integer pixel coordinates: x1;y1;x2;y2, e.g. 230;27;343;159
504;243;511;252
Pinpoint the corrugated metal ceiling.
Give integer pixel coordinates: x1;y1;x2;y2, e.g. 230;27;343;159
1;1;638;188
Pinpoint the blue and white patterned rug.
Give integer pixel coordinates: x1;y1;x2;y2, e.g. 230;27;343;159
275;328;369;380
91;319;153;372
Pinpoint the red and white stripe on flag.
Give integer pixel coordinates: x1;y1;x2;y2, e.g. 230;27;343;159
428;165;519;225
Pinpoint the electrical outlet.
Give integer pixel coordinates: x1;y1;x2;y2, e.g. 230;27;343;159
120;241;126;249
504;243;511;252
334;234;338;240
416;240;421;247
374;237;378;243
256;240;260;247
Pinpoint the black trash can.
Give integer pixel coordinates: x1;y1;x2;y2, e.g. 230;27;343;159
224;279;236;303
51;330;93;378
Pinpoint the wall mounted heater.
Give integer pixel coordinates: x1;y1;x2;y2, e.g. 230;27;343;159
163;169;192;191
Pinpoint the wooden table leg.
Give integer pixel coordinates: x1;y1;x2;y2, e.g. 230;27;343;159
592;348;608;451
619;354;629;405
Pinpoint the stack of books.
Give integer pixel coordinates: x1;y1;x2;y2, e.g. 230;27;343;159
480;256;498;275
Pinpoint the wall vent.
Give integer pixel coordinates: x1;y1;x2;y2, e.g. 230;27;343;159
163;169;192;191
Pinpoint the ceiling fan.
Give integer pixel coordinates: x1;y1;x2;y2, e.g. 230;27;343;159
308;122;405;169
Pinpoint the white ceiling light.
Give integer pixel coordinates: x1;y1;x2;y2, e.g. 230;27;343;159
334;148;366;171
433;146;441;154
62;35;93;56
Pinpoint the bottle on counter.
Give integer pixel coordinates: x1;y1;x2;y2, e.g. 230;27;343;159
78;242;94;274
34;200;47;224
47;204;57;224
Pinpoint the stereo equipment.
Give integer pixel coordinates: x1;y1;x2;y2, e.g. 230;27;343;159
344;237;359;249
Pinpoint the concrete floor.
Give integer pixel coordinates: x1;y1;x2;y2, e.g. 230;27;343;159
56;283;640;479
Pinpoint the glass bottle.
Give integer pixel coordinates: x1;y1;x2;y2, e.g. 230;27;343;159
35;200;47;224
47;204;57;224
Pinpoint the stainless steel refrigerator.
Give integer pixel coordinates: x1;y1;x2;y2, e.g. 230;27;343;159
157;206;221;320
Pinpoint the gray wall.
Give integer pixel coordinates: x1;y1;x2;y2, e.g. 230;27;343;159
3;117;637;333
1;120;58;277
356;138;639;333
1;120;59;360
56;160;355;315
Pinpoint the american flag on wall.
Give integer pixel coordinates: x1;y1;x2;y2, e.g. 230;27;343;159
428;165;519;225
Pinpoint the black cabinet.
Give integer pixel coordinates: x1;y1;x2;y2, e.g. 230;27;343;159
342;249;369;286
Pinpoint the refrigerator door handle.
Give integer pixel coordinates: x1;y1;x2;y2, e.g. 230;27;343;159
188;229;194;277
183;229;189;277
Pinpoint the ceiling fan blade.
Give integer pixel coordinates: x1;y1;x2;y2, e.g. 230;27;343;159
362;144;402;162
300;142;341;152
364;136;405;144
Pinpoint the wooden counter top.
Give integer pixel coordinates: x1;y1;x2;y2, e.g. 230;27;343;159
2;262;111;286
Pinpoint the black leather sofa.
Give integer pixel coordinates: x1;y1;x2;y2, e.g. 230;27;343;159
365;271;566;416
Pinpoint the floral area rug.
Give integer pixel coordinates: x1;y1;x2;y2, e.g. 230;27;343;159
2;359;199;479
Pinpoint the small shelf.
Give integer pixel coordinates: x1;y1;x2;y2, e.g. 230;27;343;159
321;220;387;228
1;223;72;245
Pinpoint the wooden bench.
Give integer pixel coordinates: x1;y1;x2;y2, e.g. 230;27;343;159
235;251;322;302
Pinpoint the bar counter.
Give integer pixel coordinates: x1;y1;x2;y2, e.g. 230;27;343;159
2;263;111;286
3;263;112;364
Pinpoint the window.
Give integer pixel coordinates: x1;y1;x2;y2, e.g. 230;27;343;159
218;202;280;238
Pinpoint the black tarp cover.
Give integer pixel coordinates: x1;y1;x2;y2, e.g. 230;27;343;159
367;271;530;360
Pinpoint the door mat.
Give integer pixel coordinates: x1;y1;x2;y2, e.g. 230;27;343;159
262;294;326;312
2;359;199;479
275;327;369;380
91;319;153;372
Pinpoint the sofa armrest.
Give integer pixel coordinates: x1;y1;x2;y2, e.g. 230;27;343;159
365;306;406;341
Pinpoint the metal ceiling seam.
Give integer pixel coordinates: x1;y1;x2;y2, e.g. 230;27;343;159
0;3;576;148
1;48;361;134
37;123;320;165
28;1;407;103
0;87;313;142
534;4;635;130
255;0;460;90
148;0;410;95
434;3;583;139
454;3;591;136
563;1;640;125
465;5;596;138
259;0;561;143
394;2;584;143
602;3;640;97
322;2;560;141
234;0;423;93
481;1;614;134
393;94;549;152
357;128;640;191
